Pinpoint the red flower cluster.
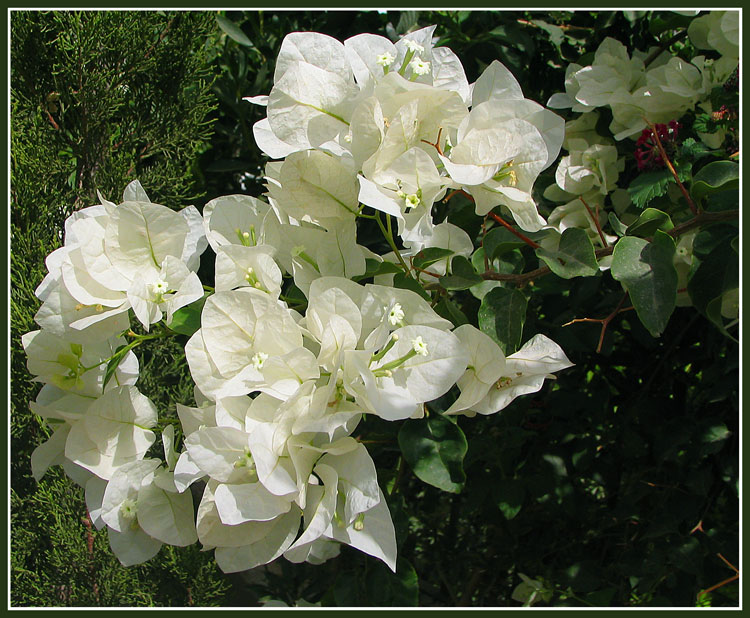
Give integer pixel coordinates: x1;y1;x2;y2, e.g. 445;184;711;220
634;121;680;171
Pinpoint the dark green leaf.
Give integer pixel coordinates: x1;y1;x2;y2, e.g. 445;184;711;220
495;479;525;520
691;161;739;206
393;272;430;301
412;247;454;270
679;137;715;161
477;286;527;354
398;415;468;493
168;293;209;337
439;255;483;290
483;226;527;259
354;259;402;281
102;344;129;390
433;297;468;327
365;558;419;606
627;169;673;209
216;15;253;47
625;207;674;237
607;212;629;237
611;232;677;337
688;233;738;334
535;227;598;278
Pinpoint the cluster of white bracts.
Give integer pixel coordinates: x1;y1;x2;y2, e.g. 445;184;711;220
246;24;565;253
23;25;576;575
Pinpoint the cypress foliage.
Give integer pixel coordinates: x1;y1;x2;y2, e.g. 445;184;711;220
10;10;230;606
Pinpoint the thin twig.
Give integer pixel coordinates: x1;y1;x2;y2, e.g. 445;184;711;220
644;30;689;68
646;119;698;215
424;127;444;155
563;292;632;353
480;209;738;288
488;212;541;249
579;196;608;247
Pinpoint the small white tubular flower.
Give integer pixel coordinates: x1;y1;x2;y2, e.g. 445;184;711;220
119;497;138;520
252;352;269;370
388;302;405;326
403;39;424;54
409;57;431;76
404;193;421;209
376;52;395;67
148;279;169;302
411;336;429;356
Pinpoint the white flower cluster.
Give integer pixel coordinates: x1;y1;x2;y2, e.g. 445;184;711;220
547;20;738;142
23;26;576;575
246;25;565;246
540;10;739;270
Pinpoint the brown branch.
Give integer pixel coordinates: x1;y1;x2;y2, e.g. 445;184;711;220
444;188;473;203
45;109;60;130
488;212;541;249
420;126;444;156
481;215;490;271
480;209;738;288
644;30;689;68
563;292;632;353
579;196;608;247
144;15;177;60
646;119;698;215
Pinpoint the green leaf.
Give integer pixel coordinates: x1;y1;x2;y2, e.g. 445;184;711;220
535;227;598;278
102;344;128;390
687;234;738;323
168;293;209;336
495;479;525;520
477;286;527;354
365;558;419;606
411;247;454;270
700;422;731;456
398;415;468;493
611;232;677;337
679;137;715;161
433;297;468;328
216;15;253;47
439;255;483;290
625;207;674;238
627;169;673;209
354;258;402;281
690;161;739;206
607;212;629;237
393;272;430;301
483;227;526;259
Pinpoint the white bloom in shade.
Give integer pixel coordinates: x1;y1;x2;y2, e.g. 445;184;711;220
409;58;431;76
376;52;395;67
444;324;507;415
465;334;574;417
